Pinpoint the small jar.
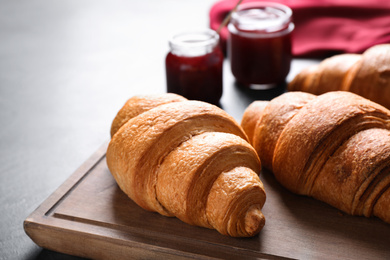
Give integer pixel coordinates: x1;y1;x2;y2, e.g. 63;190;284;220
228;2;294;88
165;29;224;105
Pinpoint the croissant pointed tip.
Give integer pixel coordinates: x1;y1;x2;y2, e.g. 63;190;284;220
244;206;265;236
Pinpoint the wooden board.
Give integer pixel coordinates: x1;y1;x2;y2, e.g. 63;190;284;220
24;141;390;259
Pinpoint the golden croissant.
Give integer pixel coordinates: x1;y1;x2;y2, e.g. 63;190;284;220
107;93;266;237
288;44;390;110
242;91;390;223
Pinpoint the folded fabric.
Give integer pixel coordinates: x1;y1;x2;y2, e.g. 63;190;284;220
210;0;390;57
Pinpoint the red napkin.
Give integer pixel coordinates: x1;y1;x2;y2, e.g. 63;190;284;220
210;0;390;57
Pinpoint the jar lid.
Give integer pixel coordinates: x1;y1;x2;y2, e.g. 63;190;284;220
169;29;219;57
231;2;292;32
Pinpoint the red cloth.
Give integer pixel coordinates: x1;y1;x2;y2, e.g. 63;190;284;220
210;0;390;57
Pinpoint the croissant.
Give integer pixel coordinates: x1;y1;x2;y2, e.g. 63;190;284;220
242;91;390;224
107;93;266;237
288;44;390;110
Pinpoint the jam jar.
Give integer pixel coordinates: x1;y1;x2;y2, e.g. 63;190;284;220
228;2;294;88
165;29;224;105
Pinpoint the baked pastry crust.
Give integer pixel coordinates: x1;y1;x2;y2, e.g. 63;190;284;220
107;95;266;237
288;44;390;110
243;91;390;223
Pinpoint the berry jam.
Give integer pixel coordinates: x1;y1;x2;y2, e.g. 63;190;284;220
228;2;294;88
165;29;223;105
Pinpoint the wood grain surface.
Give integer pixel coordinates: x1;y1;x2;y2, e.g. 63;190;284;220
24;142;390;259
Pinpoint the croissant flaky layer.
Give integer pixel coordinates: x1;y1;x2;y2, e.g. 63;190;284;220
242;91;390;224
288;44;390;110
107;93;266;237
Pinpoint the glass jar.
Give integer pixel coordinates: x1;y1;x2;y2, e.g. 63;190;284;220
228;2;294;88
165;29;224;105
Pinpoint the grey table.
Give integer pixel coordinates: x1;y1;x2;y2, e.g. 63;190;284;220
0;0;316;259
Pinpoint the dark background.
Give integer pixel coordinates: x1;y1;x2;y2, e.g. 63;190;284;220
0;0;316;259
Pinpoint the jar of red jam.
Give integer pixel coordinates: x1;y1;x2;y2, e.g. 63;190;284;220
228;2;294;88
165;29;224;105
